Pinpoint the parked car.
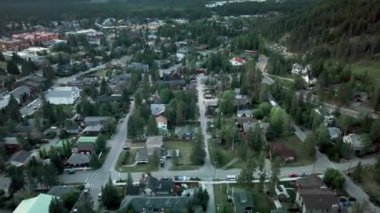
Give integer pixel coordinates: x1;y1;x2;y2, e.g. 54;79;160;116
288;173;298;178
181;184;189;189
98;193;102;201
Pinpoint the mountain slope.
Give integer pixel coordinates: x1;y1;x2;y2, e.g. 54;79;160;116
263;0;380;61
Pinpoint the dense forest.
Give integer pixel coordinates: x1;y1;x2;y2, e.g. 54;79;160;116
262;0;380;61
212;0;320;16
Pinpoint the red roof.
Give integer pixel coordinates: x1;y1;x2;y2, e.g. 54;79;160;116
232;57;246;64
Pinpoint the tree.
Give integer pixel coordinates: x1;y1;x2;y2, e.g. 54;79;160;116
270;157;281;193
338;114;354;135
351;162;362;183
269;108;289;138
191;134;206;165
49;198;66;213
146;116;159;136
95;134;107;154
247;125;263;152
90;154;101;169
62;191;80;211
6;95;21;122
324;168;345;190
8;166;25;195
370;118;380;143
193;186;209;211
218;90;235;117
238;153;256;185
159;87;173;104
315;125;329;146
0;51;4;61
127;109;145;138
101;178;122;210
6;60;20;75
76;193;94;213
99;78;109;96
127;172;133;187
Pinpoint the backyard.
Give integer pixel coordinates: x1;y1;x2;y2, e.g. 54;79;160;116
164;141;199;170
209;142;245;169
271;135;315;167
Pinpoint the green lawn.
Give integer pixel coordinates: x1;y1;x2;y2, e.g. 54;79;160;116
214;184;234;213
164;141;200;170
214;184;275;213
351;60;380;83
209;142;239;169
270;135;315;167
355;166;380;203
0;61;6;70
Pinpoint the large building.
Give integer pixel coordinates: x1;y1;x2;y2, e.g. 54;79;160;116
12;31;59;45
0;38;28;51
14;193;55;213
46;86;80;105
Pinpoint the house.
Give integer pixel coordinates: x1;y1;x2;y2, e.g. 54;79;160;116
46;86;80;105
119;196;191;212
1;137;22;154
76;136;98;155
291;63;311;75
237;109;254;118
295;174;339;213
151;104;166;116
229;57;247;66
295;174;324;189
7;150;34;167
296;189;339;213
175;126;194;141
14;193;55;213
155;115;168;135
83;124;103;136
128;62;149;73
269;143;296;163
83;116;111;126
231;187;254;213
343;134;365;152
235;95;251;108
47;186;77;198
242;120;269;134
10;85;33;104
135;147;149;164
328;127;342;141
65;153;91;167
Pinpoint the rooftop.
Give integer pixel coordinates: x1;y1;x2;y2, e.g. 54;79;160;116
14;193;55;213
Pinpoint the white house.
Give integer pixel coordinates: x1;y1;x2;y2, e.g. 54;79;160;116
46;86;80;105
343;134;364;151
291;63;310;75
155;115;168;130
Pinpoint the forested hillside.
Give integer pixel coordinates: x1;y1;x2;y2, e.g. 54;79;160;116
263;0;380;61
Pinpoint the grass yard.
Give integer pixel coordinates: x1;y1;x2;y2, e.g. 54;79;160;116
357;166;380;203
271;135;315;167
209;142;241;169
350;60;380;83
0;61;6;70
214;184;234;213
251;186;275;212
164;141;200;170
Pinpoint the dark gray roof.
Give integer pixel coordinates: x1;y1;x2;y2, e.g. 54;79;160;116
135;147;149;163
298;189;338;211
10;85;32;102
231;188;254;213
128;62;149;73
9;150;32;164
120;196;191;212
296;174;324;189
47;186;77;198
66;153;90;165
84;116;110;126
83;125;103;133
3;137;19;145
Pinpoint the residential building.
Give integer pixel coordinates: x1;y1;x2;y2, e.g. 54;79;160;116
12;31;59;45
135;147;149;164
231;187;254;213
10;85;33;104
83;124;103;136
343;133;368;152
7;150;34;167
120;196;191;212
65;153;91;167
295;174;339;213
1;137;22;154
76;136;98;155
328;127;342;141
14;193;55;213
0;38;28;51
128;62;149;73
291;63;311;75
65;29;103;45
46;86;80;105
47;186;78;198
146;136;163;156
83;116;111;126
151;104;165;116
155;115;168;131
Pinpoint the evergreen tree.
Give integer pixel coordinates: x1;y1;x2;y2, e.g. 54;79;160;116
6;95;21;122
101;178;122;210
6;60;20;75
0;51;4;61
146;116;159;136
49;198;66;213
77;193;94;213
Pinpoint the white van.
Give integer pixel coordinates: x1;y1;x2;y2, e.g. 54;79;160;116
226;175;237;181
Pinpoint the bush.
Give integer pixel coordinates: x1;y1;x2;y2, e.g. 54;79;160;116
45;131;57;139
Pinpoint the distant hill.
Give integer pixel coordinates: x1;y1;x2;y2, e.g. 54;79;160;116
263;0;380;61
